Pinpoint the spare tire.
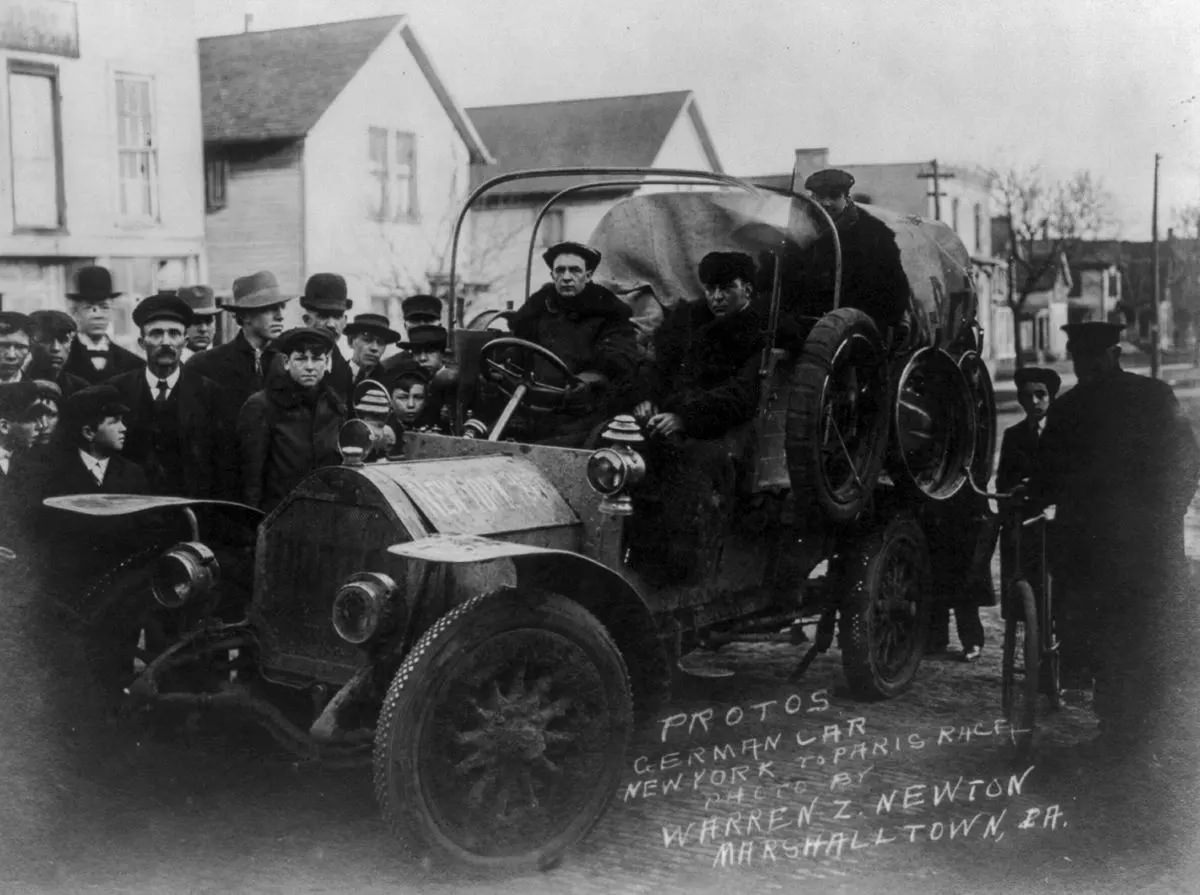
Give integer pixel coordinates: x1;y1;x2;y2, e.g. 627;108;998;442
785;308;889;524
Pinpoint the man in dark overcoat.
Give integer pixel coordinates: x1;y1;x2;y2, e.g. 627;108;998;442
506;241;639;444
236;327;346;513
796;169;912;337
1028;321;1200;758
24;311;90;397
630;251;766;582
996;366;1061;493
61;266;145;384
185;270;293;499
106;294;222;498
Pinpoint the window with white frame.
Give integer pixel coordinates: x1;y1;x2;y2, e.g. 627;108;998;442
8;60;63;230
116;74;158;221
367;128;419;222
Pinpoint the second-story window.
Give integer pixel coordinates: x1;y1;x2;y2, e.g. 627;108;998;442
367;128;419;222
115;74;158;222
8;60;63;230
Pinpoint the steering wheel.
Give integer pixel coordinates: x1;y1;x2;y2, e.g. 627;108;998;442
478;337;584;414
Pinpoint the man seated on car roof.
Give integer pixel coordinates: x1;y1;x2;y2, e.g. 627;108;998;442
504;241;639;446
629;251;766;583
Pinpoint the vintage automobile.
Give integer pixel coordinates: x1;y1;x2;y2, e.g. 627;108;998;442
49;166;997;872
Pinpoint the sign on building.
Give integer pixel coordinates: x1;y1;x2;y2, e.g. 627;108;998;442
1;0;79;59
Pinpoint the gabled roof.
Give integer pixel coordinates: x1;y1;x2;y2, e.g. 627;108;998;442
465;90;722;198
200;15;490;162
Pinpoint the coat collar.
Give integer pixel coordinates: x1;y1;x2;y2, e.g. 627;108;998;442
510;282;630;329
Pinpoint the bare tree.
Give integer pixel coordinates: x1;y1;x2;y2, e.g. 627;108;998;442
988;165;1114;367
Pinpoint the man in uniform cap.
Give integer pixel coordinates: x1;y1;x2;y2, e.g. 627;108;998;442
62;265;146;384
178;285;222;363
236;326;346;511
505;240;638;444
25;310;89;398
106;294;223;497
797;169;911;337
1027;320;1200;759
185;270;294;499
0;312;33;385
344;313;400;389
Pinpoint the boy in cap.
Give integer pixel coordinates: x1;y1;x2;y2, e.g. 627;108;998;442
107;293;222;497
345;313;400;388
178;285;222;362
300;273;355;397
62;265;146;384
505;240;638;444
186;270;293;499
799;169;911;337
237;327;346;512
0;312;33;385
1027;321;1200;758
26;310;89;397
383;358;431;431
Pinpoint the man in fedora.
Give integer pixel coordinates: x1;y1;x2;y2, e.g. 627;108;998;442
185;270;293;499
299;273;354;398
178;285;222;363
345;313;400;389
107;293;222;497
507;240;638;444
25;310;89;398
62;265;146;385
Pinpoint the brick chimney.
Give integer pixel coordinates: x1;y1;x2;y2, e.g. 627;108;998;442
792;148;830;192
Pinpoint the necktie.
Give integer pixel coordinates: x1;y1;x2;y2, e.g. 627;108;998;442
155;379;170;406
253;349;263;378
88;349;108;371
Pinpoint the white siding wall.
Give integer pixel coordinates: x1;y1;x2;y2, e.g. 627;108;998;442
303;26;471;320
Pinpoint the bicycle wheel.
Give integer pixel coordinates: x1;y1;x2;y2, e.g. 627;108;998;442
1002;581;1039;761
1039;579;1061;709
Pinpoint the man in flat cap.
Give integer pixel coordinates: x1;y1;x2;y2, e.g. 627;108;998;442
506;240;639;444
627;251;766;582
25;310;89;398
237;327;346;512
178;285;221;363
345;313;400;389
299;273;355;399
62;265;146;384
186;270;293;499
106;294;222;497
401;294;442;328
0;311;33;385
1027;321;1200;760
799;169;911;339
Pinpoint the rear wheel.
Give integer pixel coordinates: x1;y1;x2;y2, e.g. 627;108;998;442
786;308;889;524
838;516;933;699
1002;581;1039;761
373;589;632;871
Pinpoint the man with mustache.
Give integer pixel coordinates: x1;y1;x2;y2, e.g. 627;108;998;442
107;294;222;497
185;270;294;500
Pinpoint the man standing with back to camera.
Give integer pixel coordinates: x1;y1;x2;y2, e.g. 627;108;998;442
1028;321;1199;760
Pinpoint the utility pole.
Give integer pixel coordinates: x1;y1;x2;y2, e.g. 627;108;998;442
917;159;954;221
1151;153;1161;379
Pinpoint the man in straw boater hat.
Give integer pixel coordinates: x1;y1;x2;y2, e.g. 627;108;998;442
505;240;639;445
236;327;346;512
185;270;294;499
107;293;223;498
177;285;222;363
62;265;146;385
1027;321;1200;761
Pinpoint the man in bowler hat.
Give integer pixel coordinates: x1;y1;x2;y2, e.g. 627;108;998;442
62;266;146;384
185;270;294;499
107;294;223;497
299;273;355;399
506;240;638;444
1028;321;1200;758
798;169;911;337
178;285;222;363
345;313;400;388
25;311;89;397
